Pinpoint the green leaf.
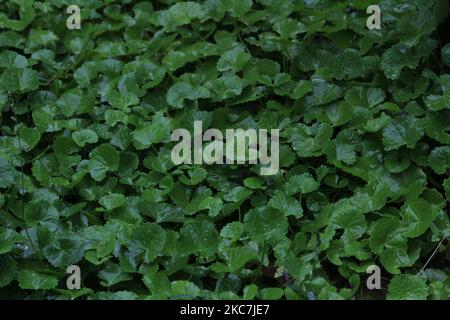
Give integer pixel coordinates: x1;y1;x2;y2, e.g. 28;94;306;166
382;115;424;151
244;207;288;244
90;291;138;300
243;177;265;189
24;199;58;228
258;288;284;300
107;91;139;111
268;190;303;218
381;41;436;80
243;284;258;300
401;200;437;238
18;271;58;290
0;255;17;288
16;126;41;151
220;0;253;18
345;87;385;109
163;42;217;71
89;144;120;181
132;112;169;150
74;62;98;87
444;178;450;200
0;68;38;92
128;223;166;263
167;82;210;109
0;227;18;254
98;264;132;287
143;271;171;297
105;110;128;127
285;123;333;157
28;30;58;46
171;280;200;298
220;222;244;242
306;79;343;106
217;47;251;73
72;129;98;147
99;193;126;211
43;232;85;267
387;274;429;300
369;218;402;254
223;186;252;202
57;91;78;118
442;43;450;68
179;218;219;257
0;50;27;69
207;75;244;101
429;146;450;175
380;245;421;275
220;244;257;272
283;173;319;195
0;157;15;188
150;2;206;31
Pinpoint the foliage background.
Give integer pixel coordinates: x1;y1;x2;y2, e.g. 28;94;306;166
0;0;449;300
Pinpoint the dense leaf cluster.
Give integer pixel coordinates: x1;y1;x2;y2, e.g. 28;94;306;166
0;0;449;300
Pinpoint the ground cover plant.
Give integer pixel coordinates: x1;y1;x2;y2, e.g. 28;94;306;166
0;0;449;300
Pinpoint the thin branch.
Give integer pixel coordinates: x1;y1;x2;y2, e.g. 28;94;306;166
418;235;447;275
